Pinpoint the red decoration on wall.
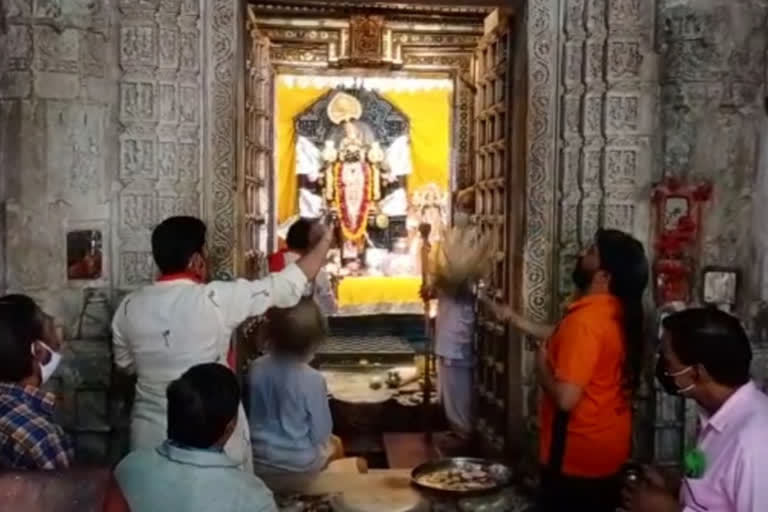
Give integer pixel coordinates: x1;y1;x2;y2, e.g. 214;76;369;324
652;179;712;305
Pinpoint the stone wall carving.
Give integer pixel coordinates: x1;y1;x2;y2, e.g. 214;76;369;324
0;0;119;464
659;0;766;277
203;0;239;278
655;0;768;465
117;0;202;287
553;0;657;308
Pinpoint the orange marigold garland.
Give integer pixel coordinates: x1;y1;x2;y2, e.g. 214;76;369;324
333;161;372;242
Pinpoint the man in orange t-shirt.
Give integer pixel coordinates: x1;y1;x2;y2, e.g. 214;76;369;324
492;229;649;512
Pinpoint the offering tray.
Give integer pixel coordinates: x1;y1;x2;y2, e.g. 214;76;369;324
410;458;512;497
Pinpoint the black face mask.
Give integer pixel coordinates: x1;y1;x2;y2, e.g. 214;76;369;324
571;262;593;292
655;356;680;395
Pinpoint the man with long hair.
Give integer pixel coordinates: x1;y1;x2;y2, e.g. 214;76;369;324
489;229;649;511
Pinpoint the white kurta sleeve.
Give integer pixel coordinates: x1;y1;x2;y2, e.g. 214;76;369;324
385;135;413;177
296;135;322;181
299;188;324;219
210;263;309;330
111;297;136;374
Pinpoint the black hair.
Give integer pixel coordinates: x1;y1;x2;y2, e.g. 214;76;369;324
0;294;45;343
266;297;327;358
0;295;41;382
286;219;313;251
662;308;751;387
166;363;240;449
151;216;207;274
595;229;649;394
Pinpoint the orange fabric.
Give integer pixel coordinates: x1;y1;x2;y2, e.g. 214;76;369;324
538;294;631;477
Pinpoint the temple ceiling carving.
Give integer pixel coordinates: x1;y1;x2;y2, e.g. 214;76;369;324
248;4;484;73
249;1;495;23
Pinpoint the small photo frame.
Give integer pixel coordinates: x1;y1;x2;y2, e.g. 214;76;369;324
67;230;103;280
701;266;739;307
663;196;690;230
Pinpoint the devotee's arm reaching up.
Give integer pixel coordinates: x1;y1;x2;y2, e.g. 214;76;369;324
295;222;334;280
213;225;334;329
479;295;555;340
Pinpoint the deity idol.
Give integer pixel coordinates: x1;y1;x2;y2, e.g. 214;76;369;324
295;92;413;251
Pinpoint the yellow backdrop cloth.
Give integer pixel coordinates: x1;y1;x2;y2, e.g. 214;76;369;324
337;276;422;308
275;82;452;223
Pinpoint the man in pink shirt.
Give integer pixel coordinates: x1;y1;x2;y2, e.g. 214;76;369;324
623;308;768;512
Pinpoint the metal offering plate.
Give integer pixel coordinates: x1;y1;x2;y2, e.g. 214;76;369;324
411;458;512;496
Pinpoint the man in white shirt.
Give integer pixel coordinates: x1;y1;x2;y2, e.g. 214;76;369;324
112;216;332;471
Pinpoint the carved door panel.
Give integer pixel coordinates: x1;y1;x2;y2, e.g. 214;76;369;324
470;15;524;460
241;15;274;279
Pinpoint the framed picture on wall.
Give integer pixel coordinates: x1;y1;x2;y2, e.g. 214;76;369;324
67;230;103;280
701;266;739;308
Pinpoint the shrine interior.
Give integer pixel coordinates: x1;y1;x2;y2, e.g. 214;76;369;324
239;2;523;468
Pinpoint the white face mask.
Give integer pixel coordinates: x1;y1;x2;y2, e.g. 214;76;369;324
34;342;62;384
667;366;696;395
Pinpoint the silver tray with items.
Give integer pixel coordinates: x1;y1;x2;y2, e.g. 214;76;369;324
411;458;513;496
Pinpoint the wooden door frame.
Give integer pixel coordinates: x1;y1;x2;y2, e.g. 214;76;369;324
206;0;563;462
504;11;528;461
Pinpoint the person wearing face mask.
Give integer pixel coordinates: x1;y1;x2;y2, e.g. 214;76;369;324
622;308;768;512
485;229;649;511
0;294;72;470
112;216;333;472
421;189;493;439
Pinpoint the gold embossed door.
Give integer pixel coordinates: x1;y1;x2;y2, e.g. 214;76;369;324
470;12;527;462
239;11;275;279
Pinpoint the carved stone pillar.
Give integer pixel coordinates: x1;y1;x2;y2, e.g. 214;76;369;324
203;0;240;279
557;0;658;306
117;0;203;287
656;0;768;465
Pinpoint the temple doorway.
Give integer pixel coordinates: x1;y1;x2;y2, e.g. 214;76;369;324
237;2;526;468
